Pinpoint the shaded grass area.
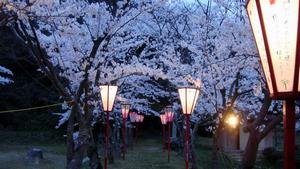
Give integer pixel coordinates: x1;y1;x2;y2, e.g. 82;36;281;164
105;138;185;169
0;144;66;169
0;131;66;169
0;131;299;169
194;137;237;169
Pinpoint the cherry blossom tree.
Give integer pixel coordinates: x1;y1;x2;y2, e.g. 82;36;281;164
1;0;284;169
0;65;13;85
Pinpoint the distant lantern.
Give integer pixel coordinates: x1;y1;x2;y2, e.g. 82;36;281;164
246;1;300;168
136;114;141;122
165;106;174;122
178;87;200;115
140;115;144;123
164;105;174;163
135;114;144;123
99;85;118;112
121;102;130;160
160;114;167;125
121;102;130;119
130;112;138;123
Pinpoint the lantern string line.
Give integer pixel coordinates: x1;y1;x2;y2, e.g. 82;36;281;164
0;101;73;114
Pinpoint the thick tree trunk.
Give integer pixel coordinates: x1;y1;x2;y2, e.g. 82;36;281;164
66;104;77;165
241;91;273;169
211;131;220;169
241;133;259;169
67;79;103;169
87;124;103;169
87;143;103;169
212;118;224;169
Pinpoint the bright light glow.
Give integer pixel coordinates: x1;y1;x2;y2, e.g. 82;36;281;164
99;85;118;112
260;0;298;92
247;0;274;94
160;114;167;125
121;103;130;119
178;87;200;115
225;114;239;128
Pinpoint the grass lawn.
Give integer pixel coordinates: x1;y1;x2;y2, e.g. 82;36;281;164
0;131;299;169
103;138;185;169
0;144;66;169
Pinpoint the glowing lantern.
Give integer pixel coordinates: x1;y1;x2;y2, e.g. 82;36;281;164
178;87;200;115
121;102;130;119
99;85;118;112
178;87;200;169
99;84;118;169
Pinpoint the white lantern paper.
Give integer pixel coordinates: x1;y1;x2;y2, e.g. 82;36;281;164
121;103;130;119
178;87;200;115
99;85;118;112
247;0;300;99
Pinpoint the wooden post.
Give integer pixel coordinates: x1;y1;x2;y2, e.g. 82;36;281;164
185;115;190;169
163;124;166;152
168;122;171;162
104;113;109;169
283;100;295;169
122;118;126;160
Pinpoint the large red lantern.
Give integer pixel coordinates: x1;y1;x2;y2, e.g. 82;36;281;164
246;1;300;168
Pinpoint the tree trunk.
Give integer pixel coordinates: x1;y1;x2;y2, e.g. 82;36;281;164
67;79;101;169
87;124;103;169
212;131;220;169
241;133;259;169
211;118;224;169
241;91;273;169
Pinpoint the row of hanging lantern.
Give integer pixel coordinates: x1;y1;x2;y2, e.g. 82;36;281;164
130;112;144;143
99;85;145;169
121;105;145;159
99;84;200;169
